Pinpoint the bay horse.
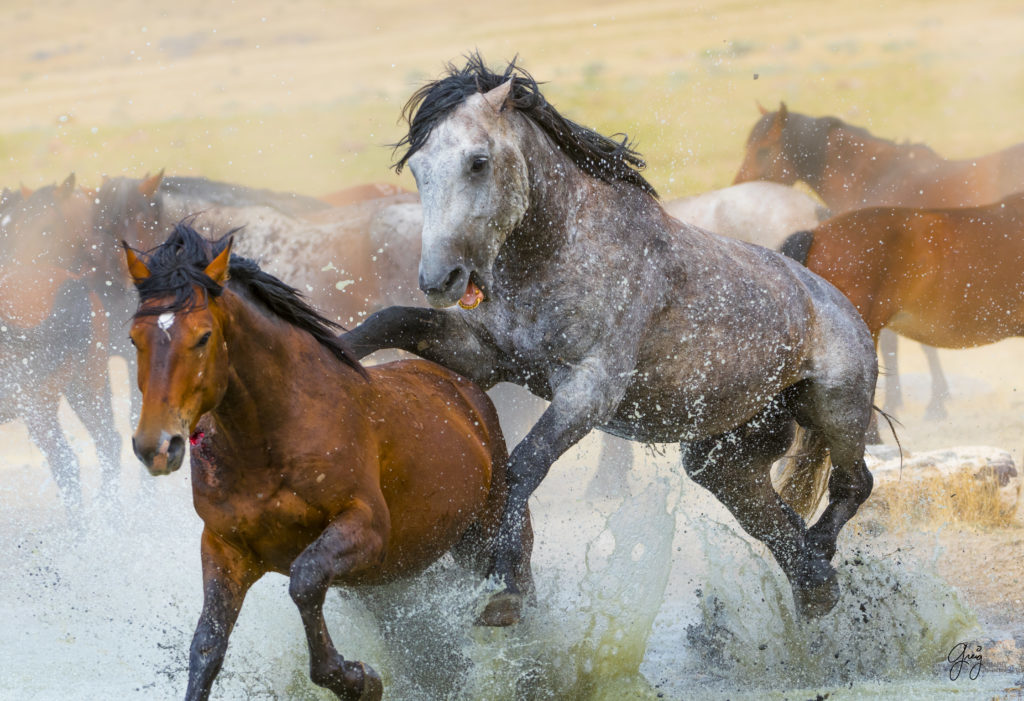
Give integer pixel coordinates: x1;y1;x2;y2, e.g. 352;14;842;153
124;223;531;701
0;175;121;509
342;54;878;619
734;102;1024;419
780;192;1024;386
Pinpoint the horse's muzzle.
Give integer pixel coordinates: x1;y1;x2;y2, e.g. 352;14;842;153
132;431;186;475
419;264;468;308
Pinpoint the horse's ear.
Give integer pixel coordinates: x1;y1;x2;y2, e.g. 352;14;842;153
757;101;768;115
138;169;164;198
482;79;514;113
778;102;789;122
122;241;151;284
56;173;76;199
204;236;233;285
20;183;33;198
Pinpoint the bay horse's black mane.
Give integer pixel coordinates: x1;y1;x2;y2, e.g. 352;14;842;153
131;222;364;374
393;52;658;197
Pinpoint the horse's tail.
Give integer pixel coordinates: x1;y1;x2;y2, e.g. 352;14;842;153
779;229;815;265
774;425;831;522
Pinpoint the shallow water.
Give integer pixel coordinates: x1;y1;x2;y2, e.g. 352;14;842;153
1;425;1018;701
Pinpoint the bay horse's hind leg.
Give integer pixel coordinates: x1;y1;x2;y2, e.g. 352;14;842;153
681;399;838;617
923;345;950;420
289;509;385;701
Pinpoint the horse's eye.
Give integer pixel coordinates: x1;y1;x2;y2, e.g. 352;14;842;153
196;331;212;349
129;336;137;348
469;156;489;173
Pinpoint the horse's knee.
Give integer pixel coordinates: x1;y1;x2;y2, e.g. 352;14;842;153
289;556;329;608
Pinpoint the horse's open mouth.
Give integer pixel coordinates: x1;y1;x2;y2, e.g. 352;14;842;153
458;274;485;310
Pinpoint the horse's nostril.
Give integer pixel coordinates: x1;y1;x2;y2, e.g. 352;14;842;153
442;267;462;292
167;435;185;463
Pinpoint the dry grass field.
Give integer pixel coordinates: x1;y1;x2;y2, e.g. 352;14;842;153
3;0;1024;197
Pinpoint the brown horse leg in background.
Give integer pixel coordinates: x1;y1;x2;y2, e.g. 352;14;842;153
21;392;82;511
879;330;950;421
64;294;122;503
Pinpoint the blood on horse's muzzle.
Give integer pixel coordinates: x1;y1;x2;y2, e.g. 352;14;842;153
132;431;186;475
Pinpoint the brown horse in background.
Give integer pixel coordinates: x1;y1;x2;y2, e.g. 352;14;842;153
0;175;121;509
125;223;531;701
735;102;1024;419
780;192;1024;424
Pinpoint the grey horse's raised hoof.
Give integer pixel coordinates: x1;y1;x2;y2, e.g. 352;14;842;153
476;591;523;627
793;560;840;618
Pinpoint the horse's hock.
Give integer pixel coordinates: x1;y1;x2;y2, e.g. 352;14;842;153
860;445;1023;527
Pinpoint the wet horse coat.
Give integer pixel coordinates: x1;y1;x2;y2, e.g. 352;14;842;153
125;224;532;701
344;56;878;619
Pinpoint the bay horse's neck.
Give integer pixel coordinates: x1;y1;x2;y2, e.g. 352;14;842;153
809;123;944;213
209;288;359;448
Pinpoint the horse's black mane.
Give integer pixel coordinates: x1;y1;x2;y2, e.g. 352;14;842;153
393;52;657;197
132;221;364;375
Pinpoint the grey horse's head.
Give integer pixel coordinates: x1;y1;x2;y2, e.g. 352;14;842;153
406;80;529;309
393;54;655;309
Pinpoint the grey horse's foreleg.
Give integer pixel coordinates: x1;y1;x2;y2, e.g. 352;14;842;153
341;306;502;388
485;359;628;623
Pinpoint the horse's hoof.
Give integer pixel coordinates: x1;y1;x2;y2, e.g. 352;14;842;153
355;662;383;701
794;561;839;618
476;591;522;627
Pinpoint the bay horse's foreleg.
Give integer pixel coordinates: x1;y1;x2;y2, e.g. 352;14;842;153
487;358;630;623
923;345;950;420
288;506;385;701
879;329;902;414
23;400;82;511
185;530;260;701
341;306;503;388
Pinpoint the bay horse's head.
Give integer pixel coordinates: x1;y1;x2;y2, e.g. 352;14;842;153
393;53;654;309
734;102;799;185
124;226;232;475
95;170;165;253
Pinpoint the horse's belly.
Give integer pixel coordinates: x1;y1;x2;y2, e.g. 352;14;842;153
605;367;793;443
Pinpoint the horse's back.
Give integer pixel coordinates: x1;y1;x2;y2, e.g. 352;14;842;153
663;182;822;249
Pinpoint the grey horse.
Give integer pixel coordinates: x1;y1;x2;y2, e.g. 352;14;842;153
343;55;877;622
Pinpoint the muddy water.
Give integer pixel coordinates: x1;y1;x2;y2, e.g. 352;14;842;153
0;366;1019;699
